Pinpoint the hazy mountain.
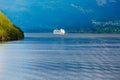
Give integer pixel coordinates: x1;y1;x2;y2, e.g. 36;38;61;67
0;0;120;32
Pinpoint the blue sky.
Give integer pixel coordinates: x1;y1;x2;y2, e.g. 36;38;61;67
0;0;120;32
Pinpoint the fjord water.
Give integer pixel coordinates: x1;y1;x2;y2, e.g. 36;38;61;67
0;33;120;80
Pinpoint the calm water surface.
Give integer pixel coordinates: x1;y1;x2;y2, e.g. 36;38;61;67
0;33;120;80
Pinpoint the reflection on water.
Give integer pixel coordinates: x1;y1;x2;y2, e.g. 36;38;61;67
0;33;120;80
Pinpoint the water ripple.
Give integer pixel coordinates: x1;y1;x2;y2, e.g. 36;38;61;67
0;33;120;80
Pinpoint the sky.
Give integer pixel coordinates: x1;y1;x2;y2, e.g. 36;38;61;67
0;0;120;32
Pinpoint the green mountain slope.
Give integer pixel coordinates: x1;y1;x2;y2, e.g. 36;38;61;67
0;11;24;41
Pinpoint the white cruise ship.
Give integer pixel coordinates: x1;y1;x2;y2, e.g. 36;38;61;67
53;29;65;35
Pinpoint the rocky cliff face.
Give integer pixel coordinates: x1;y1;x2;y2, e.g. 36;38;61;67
0;11;24;41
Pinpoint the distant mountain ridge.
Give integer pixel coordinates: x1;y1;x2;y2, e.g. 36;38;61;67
0;0;120;33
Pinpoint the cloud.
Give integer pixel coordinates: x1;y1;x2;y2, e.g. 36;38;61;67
70;3;93;14
36;1;63;10
96;0;107;6
0;0;29;12
96;0;117;6
36;2;55;10
109;0;117;2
